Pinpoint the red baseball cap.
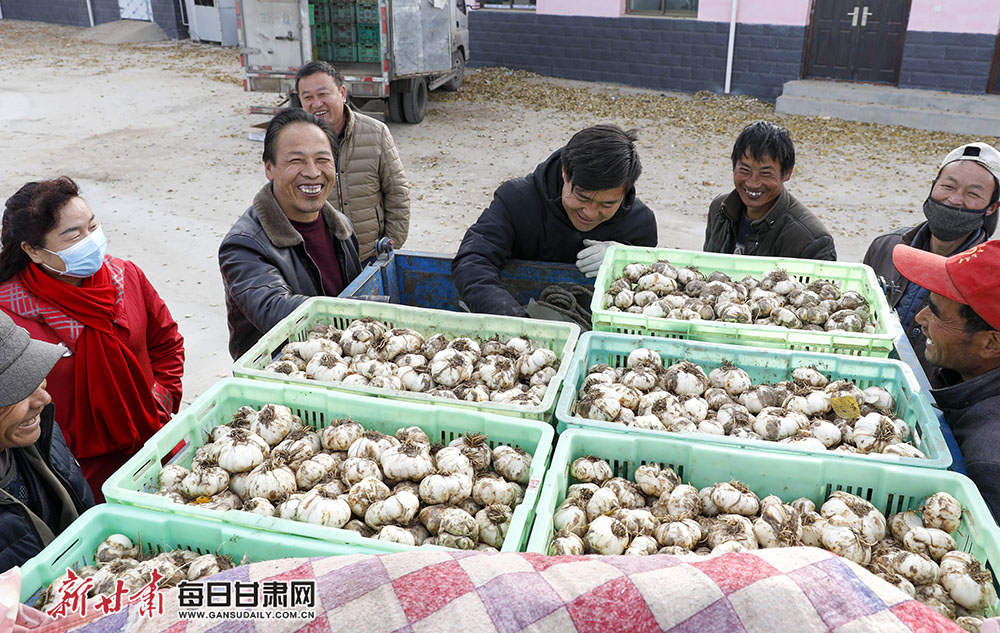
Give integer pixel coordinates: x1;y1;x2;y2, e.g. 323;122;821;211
892;241;1000;331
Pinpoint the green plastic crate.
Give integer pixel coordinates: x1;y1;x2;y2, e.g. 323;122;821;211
556;331;950;469
233;297;580;422
311;23;332;44
103;378;554;554
19;504;360;605
356;22;379;46
328;1;356;23
357;43;380;63
356;4;379;23
332;42;358;62
527;430;1000;618
333;22;357;43
591;246;902;357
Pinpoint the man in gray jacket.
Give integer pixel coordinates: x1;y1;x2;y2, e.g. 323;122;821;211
864;142;999;387
704;121;836;261
296;61;410;262
892;240;1000;521
219;109;362;359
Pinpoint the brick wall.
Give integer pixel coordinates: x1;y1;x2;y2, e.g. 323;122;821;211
0;0;186;39
898;31;996;94
468;11;807;101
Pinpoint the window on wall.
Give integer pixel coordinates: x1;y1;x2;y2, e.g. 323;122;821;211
628;0;698;16
480;0;536;8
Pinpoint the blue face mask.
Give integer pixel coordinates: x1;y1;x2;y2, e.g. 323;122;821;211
41;224;107;278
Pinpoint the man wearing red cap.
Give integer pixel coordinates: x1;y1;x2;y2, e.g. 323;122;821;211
865;142;1000;388
893;240;1000;521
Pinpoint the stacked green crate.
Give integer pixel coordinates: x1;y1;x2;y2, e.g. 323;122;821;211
356;0;380;63
329;0;358;62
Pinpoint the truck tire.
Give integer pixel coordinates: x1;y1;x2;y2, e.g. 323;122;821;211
441;51;465;92
402;78;428;124
388;91;406;123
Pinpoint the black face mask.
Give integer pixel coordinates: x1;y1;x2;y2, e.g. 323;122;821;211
923;196;988;242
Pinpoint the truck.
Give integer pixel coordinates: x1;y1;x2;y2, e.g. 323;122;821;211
236;0;469;124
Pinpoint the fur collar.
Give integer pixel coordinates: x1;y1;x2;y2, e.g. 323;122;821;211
253;183;354;247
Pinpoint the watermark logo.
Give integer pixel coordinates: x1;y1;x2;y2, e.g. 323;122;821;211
43;569;316;622
46;568;165;619
177;580;317;621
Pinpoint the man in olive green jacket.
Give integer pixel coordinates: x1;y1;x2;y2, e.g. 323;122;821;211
296;61;410;261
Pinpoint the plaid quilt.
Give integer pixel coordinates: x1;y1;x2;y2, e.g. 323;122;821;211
34;547;963;633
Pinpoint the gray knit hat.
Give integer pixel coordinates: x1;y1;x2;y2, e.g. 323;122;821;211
0;311;65;407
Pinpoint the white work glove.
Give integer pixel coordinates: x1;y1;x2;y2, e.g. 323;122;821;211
575;239;617;278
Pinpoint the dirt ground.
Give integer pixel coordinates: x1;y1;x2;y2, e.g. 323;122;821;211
1;19;996;405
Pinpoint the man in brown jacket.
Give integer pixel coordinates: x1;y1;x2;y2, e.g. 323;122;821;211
296;61;410;262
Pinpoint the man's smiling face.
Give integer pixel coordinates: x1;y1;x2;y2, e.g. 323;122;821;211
733;152;791;221
297;72;348;133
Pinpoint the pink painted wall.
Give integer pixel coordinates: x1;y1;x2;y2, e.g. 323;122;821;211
697;0;811;26
906;0;1000;34
537;0;625;17
528;0;1000;34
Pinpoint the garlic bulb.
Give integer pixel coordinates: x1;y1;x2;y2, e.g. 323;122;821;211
903;527;956;561
820;491;886;543
306;353;349;382
654;519;702;549
614;508;657;537
711;481;760;516
603;477;645;509
347;476;392;517
376;525;417;546
434;446;474;478
295;453;337;491
584;515;630;555
251;404;295;447
888;510;924;542
852;412;899;453
707;514;757;550
365;490;420;529
492;445;532;484
295;488;352;527
340;457;382;486
437;507;480;542
246;458;297;502
921;492;963;533
569;455;613;484
180;466;230;498
550;531;586;556
665;484;701;519
418;473;472;505
243;497;276;516
214;428;271;474
625;535;659;556
477;355;518;390
939;551;998;610
892;550;940;585
430;349;474;387
96;534;139;566
472;475;517;507
348;430;398;461
584;487;621;522
820;519;871;565
753;503;802;548
518;348;558;378
474;504;512;548
451;433;492;471
663;361;709;396
320;419;364;452
791;366;828;389
708;362;753;396
380;440;435;482
752;407;802;441
553;498;589;536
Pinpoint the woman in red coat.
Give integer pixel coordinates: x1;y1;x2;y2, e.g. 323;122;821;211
0;177;184;502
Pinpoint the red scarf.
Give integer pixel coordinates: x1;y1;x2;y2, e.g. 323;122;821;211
21;263;161;458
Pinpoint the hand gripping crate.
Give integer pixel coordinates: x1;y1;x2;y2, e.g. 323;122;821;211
591;246;902;357
556;331;949;469
233;297;580;422
102;378;554;554
19;504;360;605
526;429;1000;617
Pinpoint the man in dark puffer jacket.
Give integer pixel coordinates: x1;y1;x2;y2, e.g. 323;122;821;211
452;125;657;317
704;120;836;261
0;311;94;572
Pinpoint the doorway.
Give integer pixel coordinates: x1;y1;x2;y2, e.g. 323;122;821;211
805;0;911;84
118;0;153;21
